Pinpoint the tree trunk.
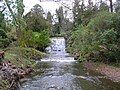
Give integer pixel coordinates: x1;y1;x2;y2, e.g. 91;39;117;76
109;0;113;12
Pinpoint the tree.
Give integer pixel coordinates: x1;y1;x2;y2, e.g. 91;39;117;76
47;11;52;24
55;6;64;34
4;0;25;39
73;0;83;26
115;0;120;13
22;4;51;50
82;0;98;25
99;2;109;11
87;0;93;10
31;4;44;17
24;4;51;33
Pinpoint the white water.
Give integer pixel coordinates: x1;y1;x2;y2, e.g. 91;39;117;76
41;37;75;62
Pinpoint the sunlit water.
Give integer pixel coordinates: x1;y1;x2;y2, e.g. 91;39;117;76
20;37;120;90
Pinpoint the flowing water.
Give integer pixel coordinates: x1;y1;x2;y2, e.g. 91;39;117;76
20;37;120;90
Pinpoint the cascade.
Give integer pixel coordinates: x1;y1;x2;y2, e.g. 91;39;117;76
41;37;75;62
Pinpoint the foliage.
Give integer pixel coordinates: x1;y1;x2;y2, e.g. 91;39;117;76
22;4;51;51
87;11;115;31
47;11;52;24
1;0;119;65
72;0;100;26
0;12;6;30
0;29;10;48
21;47;46;59
115;0;120;13
4;0;25;26
68;25;99;61
2;2;51;51
24;4;51;33
68;11;120;63
7;47;46;60
0;80;9;90
72;0;83;26
99;29;119;62
0;29;7;39
4;0;26;42
87;11;120;49
56;6;64;28
5;47;35;68
99;2;109;11
19;30;50;51
53;6;73;37
30;30;50;51
0;37;10;48
52;23;61;35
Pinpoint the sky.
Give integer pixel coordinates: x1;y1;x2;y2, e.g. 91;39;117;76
23;0;73;15
24;0;60;14
23;0;116;15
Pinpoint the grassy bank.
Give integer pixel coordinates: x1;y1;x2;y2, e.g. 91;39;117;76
0;47;46;90
4;47;46;67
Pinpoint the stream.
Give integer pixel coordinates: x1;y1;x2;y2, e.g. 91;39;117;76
20;37;120;90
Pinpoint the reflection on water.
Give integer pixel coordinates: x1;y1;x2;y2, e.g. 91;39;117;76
20;37;120;90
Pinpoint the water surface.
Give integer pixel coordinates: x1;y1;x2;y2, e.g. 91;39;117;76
20;37;120;90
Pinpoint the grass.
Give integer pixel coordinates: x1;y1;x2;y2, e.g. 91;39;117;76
2;47;46;68
0;47;46;89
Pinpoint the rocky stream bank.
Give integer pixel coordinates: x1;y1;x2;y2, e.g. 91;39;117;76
83;61;120;82
0;60;33;90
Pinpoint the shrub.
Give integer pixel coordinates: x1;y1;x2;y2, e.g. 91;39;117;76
30;30;50;51
87;11;119;32
68;11;120;62
87;11;120;62
68;25;100;61
19;30;50;51
99;29;119;62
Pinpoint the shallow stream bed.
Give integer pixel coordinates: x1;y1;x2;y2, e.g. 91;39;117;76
20;61;120;90
20;37;120;90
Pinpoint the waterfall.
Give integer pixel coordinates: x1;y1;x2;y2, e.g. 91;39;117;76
46;37;67;55
41;37;75;62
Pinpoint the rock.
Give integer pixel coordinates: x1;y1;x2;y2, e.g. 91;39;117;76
0;61;33;89
1;67;8;71
11;65;16;69
0;66;3;69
